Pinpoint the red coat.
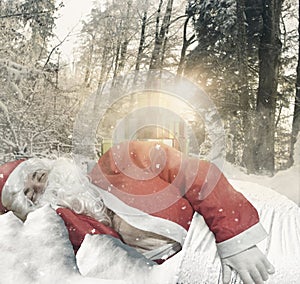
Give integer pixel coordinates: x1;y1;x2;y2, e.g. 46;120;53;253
57;141;265;258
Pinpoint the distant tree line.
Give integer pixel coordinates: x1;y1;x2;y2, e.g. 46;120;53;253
0;0;299;176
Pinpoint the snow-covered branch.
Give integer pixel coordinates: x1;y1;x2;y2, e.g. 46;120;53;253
0;137;17;148
0;59;43;77
0;100;19;147
0;10;49;19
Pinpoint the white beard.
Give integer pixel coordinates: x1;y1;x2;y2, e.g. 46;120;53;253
36;158;111;225
3;157;110;224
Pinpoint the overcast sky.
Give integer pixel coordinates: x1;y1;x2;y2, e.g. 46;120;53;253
53;0;95;61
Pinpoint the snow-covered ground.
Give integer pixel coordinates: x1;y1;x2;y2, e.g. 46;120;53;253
0;205;179;284
1;180;299;284
178;180;300;283
0;136;299;283
224;135;300;206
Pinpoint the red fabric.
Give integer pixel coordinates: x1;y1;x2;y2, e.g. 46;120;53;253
89;141;260;243
57;206;172;263
0;142;260;258
0;159;26;214
56;207;122;253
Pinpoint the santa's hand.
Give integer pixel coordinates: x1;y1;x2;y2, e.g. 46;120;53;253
221;245;275;284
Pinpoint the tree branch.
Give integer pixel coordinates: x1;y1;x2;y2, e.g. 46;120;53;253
0;137;17;148
0;10;49;19
0;101;19;147
43;30;73;70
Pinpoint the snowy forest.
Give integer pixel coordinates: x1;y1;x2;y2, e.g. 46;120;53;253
0;0;299;178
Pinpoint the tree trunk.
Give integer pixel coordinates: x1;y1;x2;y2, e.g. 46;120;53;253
135;10;147;71
254;0;283;174
177;15;195;76
160;33;168;67
149;0;163;69
113;35;121;82
238;0;255;171
149;0;174;70
84;33;95;87
118;0;132;73
289;0;300;166
98;46;109;90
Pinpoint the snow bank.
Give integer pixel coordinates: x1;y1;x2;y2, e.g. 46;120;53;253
177;180;300;283
0;206;126;284
0;205;180;284
1;183;300;284
77;234;180;284
223;134;300;206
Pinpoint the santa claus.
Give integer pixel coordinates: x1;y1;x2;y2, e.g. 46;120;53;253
0;140;274;284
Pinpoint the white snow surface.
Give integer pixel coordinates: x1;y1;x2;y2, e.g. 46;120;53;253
0;205;127;284
223;134;300;206
0;136;299;283
1;181;299;284
177;180;300;283
0;205;179;284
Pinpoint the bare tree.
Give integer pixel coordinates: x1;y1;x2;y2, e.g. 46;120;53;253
177;10;196;76
135;5;148;70
149;0;174;70
117;0;133;73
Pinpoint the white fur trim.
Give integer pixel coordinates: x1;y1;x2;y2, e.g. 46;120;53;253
216;222;268;258
94;185;187;245
2;161;34;219
142;242;182;260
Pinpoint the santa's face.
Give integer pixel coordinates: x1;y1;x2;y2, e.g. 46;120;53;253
24;170;49;204
3;157;109;225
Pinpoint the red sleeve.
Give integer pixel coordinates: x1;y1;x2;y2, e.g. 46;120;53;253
156;144;260;243
183;162;260;242
56;208;122;253
90;141;260;244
